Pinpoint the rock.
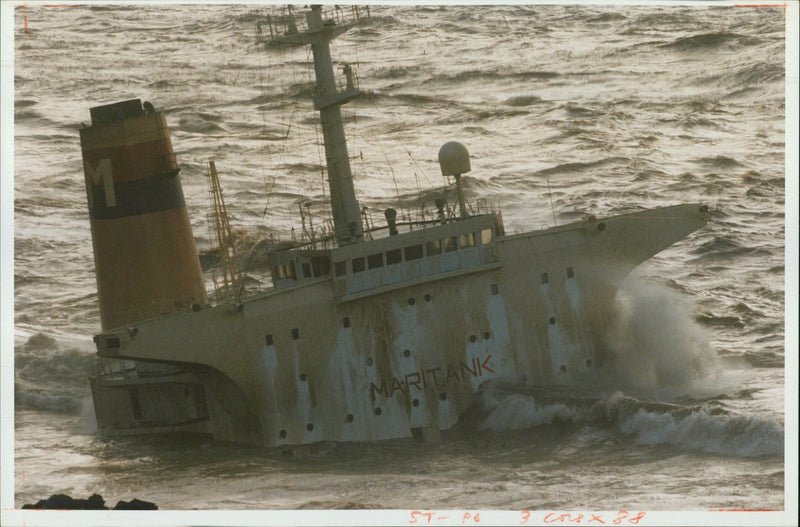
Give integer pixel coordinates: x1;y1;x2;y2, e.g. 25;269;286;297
22;493;106;509
113;498;158;510
22;493;157;510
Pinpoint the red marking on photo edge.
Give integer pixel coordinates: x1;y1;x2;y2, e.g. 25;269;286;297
734;3;787;15
734;2;788;37
710;509;775;512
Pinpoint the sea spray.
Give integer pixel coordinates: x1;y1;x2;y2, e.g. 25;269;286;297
599;278;722;397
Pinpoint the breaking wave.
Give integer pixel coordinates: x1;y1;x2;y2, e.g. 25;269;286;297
468;277;783;459
15;333;98;414
472;388;783;458
618;405;783;457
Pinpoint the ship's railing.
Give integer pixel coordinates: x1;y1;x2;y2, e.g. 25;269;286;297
256;5;370;46
362;196;501;237
260;192;501;252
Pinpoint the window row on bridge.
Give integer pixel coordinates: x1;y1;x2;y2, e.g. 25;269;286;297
335;228;493;277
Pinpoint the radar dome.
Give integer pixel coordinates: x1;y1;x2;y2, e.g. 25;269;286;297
438;141;471;176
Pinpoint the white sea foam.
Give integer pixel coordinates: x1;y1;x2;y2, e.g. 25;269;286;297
478;393;580;430
619;407;784;458
477;389;784;458
75;396;98;435
600;278;722;398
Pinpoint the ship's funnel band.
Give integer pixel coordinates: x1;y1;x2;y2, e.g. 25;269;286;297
87;173;186;220
82;139;178;184
81;99;207;330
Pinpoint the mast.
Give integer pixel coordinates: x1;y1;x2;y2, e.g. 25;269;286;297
259;5;365;245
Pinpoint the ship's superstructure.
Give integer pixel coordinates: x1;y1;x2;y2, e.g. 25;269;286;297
85;6;708;446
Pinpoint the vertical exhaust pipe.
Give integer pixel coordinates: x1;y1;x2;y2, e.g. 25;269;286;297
80;99;207;331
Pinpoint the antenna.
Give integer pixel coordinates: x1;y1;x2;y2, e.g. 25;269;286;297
547;179;557;227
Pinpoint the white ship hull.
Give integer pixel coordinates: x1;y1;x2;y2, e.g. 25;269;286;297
92;205;707;446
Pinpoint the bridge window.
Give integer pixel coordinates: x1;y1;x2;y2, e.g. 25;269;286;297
368;252;384;269
425;239;442;256
285;262;296;280
352;256;365;273
459;232;475;249
404;244;423;261
302;262;312;278
386;248;402;265
444;236;458;252
481;228;493;245
273;263;296;280
334;261;346;277
311;256;330;276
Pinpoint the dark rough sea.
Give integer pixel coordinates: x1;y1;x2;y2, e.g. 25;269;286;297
3;2;797;526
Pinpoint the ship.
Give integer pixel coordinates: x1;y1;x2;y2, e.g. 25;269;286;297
83;6;708;446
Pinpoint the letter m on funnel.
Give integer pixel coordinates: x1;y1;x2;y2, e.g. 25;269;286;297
85;158;116;208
